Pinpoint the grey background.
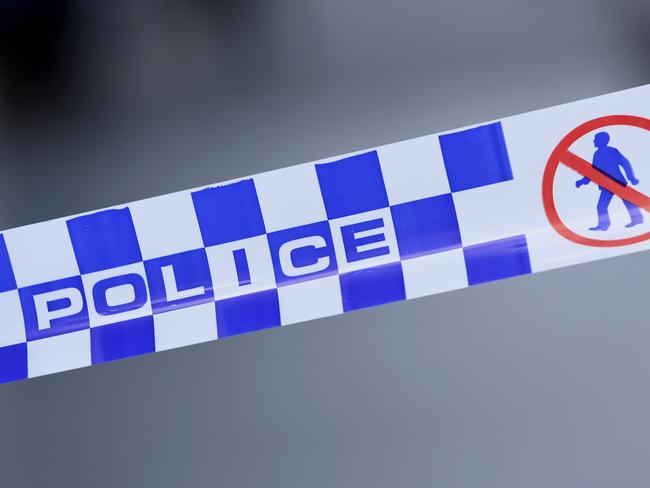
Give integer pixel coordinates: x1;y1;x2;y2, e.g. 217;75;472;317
1;1;649;486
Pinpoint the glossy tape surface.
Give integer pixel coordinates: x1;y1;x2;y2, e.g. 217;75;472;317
1;85;649;384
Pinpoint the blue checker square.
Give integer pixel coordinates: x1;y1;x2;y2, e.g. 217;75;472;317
439;122;513;192
20;276;89;341
145;249;214;314
267;221;337;286
91;316;155;364
340;262;406;312
192;179;266;247
67;208;142;274
464;234;532;286
391;194;462;259
216;289;281;338
316;151;389;219
0;343;27;384
0;234;16;292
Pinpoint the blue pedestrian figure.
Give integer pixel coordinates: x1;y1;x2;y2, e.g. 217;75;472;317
575;131;643;231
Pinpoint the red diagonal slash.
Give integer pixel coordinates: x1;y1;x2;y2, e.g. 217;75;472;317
559;149;650;212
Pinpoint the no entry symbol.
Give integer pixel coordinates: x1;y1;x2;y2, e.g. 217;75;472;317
542;115;650;247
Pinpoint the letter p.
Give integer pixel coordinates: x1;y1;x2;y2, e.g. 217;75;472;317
19;276;89;341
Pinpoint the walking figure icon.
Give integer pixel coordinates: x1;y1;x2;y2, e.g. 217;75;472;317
575;131;644;231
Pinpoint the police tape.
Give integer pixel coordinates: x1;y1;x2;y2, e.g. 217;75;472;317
1;85;649;384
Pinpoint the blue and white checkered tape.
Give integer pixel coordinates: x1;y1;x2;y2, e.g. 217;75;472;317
1;84;650;384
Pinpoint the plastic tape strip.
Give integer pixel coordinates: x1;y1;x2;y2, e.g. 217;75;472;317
1;85;649;384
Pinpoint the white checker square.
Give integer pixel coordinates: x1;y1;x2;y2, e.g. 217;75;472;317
451;180;532;247
401;249;468;300
329;208;400;273
153;302;218;351
206;235;276;300
4;219;79;287
27;329;91;378
278;275;342;326
378;135;450;205
0;290;26;347
130;191;204;260
255;163;328;232
82;262;152;328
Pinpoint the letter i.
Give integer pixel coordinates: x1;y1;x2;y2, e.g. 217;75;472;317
233;249;252;286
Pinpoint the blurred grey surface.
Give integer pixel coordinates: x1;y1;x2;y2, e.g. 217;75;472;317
1;1;650;487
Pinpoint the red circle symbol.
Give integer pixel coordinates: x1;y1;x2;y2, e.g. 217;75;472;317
542;115;650;247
